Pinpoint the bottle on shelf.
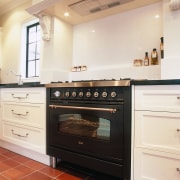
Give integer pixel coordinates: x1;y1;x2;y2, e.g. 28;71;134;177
144;52;149;66
160;37;164;59
151;48;158;65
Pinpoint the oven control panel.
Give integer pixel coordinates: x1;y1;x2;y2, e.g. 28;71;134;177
50;87;124;101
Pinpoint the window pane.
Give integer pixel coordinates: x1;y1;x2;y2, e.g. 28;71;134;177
26;22;40;78
36;59;40;77
29;31;37;43
28;61;35;77
37;25;41;41
28;43;36;60
36;42;40;59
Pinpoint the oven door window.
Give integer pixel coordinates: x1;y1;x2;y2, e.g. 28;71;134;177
59;114;110;141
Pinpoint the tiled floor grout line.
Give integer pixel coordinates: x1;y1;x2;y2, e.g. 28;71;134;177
0;152;84;180
0;148;120;180
0;174;11;180
18;169;44;180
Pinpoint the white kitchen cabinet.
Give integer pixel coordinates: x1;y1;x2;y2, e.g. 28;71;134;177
2;103;44;128
2;88;45;103
133;85;180;180
0;89;1;138
0;87;46;154
135;85;180;112
134;148;180;180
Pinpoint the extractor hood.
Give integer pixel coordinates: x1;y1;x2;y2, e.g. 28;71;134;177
26;0;162;25
68;0;133;16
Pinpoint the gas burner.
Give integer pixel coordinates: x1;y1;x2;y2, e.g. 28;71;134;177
51;81;63;83
72;79;115;82
72;78;131;82
50;78;132;84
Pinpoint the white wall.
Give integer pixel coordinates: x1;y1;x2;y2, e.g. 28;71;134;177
40;17;73;83
0;27;2;82
161;0;180;79
71;2;162;80
0;1;164;83
0;2;32;84
0;28;2;68
0;2;73;84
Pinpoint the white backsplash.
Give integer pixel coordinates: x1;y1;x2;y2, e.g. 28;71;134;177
0;1;163;84
72;2;163;79
161;57;180;79
69;65;161;81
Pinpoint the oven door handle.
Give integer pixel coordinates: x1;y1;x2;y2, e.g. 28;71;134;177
49;105;117;113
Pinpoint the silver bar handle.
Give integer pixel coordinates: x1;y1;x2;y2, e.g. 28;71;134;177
11;130;29;138
11;93;29;99
11;110;29;116
49;104;117;113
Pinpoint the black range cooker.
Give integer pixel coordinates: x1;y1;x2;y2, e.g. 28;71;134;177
46;79;131;179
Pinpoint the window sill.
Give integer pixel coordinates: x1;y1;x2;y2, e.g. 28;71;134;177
22;77;40;83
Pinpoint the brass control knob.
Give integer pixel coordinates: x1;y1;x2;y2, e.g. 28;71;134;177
72;91;77;97
94;92;99;98
86;91;91;98
111;91;117;98
54;91;60;97
102;92;108;98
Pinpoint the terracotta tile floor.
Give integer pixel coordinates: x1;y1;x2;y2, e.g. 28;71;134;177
0;147;120;180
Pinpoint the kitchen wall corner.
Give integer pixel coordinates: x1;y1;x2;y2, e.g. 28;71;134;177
161;0;180;79
39;16;73;83
161;57;180;79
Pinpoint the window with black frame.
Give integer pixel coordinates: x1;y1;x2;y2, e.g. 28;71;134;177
26;22;40;78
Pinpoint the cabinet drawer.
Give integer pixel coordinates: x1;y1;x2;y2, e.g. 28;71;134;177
1;88;45;103
2;122;45;154
135;85;180;112
134;148;180;180
135;111;180;154
2;103;45;128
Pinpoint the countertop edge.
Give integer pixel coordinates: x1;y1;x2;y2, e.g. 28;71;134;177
0;82;45;88
131;79;180;85
1;79;180;88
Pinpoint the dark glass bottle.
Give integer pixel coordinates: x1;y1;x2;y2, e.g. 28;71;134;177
160;37;164;59
151;48;158;65
144;52;149;66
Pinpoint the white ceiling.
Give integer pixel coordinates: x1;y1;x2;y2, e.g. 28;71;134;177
1;0;162;24
27;0;162;25
0;0;30;16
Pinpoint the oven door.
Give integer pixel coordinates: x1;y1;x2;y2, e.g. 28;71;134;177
47;102;124;163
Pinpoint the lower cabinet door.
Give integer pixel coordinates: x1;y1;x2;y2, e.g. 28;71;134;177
135;111;180;154
134;148;180;180
1;122;45;154
2;102;45;129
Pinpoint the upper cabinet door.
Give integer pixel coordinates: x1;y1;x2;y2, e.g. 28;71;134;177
135;85;180;112
1;88;46;104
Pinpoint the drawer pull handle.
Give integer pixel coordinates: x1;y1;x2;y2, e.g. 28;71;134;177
11;110;29;116
11;93;29;99
177;129;180;132
177;96;180;100
11;130;29;138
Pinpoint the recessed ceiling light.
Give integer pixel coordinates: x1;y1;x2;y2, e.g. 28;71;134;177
64;12;70;17
155;14;160;18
